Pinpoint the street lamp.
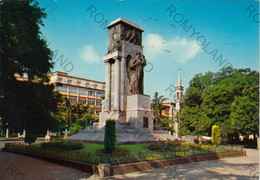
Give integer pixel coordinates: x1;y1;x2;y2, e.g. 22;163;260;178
6;122;8;138
65;124;68;137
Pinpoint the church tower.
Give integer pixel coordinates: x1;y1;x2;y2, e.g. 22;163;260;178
175;69;184;111
174;69;184;137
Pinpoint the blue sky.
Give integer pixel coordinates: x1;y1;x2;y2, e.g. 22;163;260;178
38;0;259;100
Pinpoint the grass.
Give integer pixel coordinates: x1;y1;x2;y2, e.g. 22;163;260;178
77;142;103;153
77;142;148;153
117;144;149;152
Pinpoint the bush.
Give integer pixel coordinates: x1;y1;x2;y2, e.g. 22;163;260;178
146;138;182;151
69;123;83;135
41;140;83;150
104;119;117;153
24;133;37;145
211;125;221;146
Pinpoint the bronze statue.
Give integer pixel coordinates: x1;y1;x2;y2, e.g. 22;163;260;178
127;52;146;94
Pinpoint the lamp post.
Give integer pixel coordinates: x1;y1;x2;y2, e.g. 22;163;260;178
65;124;68;137
6;123;8;138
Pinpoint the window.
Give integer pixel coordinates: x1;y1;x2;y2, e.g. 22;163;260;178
94;85;98;89
58;78;62;83
56;86;67;92
96;92;104;97
77;81;81;86
78;98;87;104
79;89;87;95
69;87;77;94
88;91;95;96
165;108;169;115
68;80;72;84
102;86;105;90
143;117;148;128
88;100;95;106
69;98;77;103
96;101;101;106
86;83;90;87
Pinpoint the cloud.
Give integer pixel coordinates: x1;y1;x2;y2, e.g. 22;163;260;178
144;34;201;63
79;45;100;63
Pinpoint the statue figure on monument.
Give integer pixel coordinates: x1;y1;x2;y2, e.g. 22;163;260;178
108;26;121;53
127;52;146;94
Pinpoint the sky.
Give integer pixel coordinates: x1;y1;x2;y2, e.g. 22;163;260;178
37;0;259;100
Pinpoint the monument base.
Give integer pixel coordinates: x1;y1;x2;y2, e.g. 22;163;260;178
67;121;178;144
67;95;178;143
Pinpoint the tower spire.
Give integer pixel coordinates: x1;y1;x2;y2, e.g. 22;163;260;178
177;69;183;87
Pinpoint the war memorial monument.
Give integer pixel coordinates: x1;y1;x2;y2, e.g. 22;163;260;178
68;18;177;143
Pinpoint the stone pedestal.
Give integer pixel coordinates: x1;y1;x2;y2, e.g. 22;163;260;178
126;94;153;133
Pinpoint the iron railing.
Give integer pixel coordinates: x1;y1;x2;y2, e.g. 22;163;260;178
4;143;242;165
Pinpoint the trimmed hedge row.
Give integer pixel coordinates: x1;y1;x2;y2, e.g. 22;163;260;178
41;140;84;151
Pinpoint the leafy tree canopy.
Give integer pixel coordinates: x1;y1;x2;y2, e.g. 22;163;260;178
0;0;59;135
181;67;259;140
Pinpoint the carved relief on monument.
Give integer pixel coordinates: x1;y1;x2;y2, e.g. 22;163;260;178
126;52;146;95
121;25;141;45
108;24;142;53
108;25;121;53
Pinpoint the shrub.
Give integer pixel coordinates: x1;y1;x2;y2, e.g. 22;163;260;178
146;138;182;151
104;119;117;153
69;123;83;135
41;140;83;150
211;125;221;146
24;133;37;145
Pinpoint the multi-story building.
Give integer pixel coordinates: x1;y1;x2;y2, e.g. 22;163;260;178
49;71;105;114
161;70;184;136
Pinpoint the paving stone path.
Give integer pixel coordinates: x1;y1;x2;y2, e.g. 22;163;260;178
0;141;91;180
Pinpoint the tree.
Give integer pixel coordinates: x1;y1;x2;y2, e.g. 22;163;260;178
181;67;259;144
230;96;259;138
151;92;168;126
211;125;221;146
0;0;59;136
104;119;117;153
53;97;96;135
158;117;174;134
180;106;211;136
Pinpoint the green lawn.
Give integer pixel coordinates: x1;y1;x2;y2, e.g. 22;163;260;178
118;144;149;152
77;142;148;153
77;143;103;153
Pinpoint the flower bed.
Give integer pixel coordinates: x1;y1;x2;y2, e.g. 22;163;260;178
146;138;201;151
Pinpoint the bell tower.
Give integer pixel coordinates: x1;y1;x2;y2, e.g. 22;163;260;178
174;69;184;137
175;69;184;111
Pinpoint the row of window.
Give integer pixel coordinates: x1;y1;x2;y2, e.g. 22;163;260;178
58;78;105;90
68;98;102;106
56;86;104;97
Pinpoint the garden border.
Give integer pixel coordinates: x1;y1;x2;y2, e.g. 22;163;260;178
110;150;246;176
2;147;246;177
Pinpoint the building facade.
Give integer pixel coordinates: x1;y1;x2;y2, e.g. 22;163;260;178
50;71;105;114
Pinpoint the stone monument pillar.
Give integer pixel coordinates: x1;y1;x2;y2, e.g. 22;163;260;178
99;17;153;132
67;18;178;143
